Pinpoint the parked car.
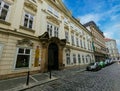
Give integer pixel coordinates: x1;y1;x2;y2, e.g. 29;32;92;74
86;62;101;71
99;61;105;68
104;59;110;66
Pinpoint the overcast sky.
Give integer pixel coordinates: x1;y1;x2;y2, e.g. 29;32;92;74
63;0;120;52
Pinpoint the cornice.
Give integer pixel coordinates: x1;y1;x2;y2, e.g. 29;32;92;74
0;27;39;41
65;45;93;53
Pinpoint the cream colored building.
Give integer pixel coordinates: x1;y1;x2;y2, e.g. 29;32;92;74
84;21;107;61
105;38;119;61
0;0;94;79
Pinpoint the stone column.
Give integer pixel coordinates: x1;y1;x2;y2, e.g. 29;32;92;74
40;42;48;72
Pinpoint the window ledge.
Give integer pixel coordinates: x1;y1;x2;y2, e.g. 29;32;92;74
0;19;11;26
20;25;35;33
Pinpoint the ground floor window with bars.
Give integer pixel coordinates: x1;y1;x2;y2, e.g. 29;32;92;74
15;48;31;68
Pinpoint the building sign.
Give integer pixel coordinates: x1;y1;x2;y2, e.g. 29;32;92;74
34;46;40;67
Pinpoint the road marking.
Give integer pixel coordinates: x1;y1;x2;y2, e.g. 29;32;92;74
30;75;39;82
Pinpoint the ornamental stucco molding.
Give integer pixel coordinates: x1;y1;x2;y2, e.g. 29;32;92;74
47;16;61;25
24;1;37;12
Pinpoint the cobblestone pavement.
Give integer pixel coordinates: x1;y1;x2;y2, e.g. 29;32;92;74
23;63;120;91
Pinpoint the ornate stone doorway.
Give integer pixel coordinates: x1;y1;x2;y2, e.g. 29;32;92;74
48;43;58;70
39;32;66;72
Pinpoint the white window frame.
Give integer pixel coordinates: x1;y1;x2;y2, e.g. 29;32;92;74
48;5;53;13
73;54;76;64
54;26;59;37
71;35;74;45
14;47;32;69
0;1;10;21
82;55;84;63
47;22;59;38
47;23;53;37
23;12;34;29
65;31;69;42
54;10;59;17
76;37;79;47
66;52;70;65
78;54;81;64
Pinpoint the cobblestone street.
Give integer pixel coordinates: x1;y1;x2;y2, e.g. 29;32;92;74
23;63;120;91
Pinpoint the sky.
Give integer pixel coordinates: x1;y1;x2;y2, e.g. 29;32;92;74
62;0;120;52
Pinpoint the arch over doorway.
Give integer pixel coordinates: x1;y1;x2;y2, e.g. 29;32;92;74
39;32;66;72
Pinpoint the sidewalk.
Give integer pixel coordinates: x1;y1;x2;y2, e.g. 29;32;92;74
0;65;86;91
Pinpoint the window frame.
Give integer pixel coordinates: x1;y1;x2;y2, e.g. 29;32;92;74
65;31;69;42
78;54;81;64
73;54;76;64
47;22;59;38
0;1;10;21
66;52;70;65
23;12;34;29
71;35;74;45
14;47;32;69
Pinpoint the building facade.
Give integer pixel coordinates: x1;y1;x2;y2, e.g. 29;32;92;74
105;38;119;61
0;0;94;79
84;21;107;62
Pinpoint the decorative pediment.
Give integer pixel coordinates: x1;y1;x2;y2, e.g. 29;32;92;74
24;0;37;12
64;24;69;30
38;0;43;3
47;16;61;25
39;32;49;39
17;38;33;47
39;32;66;47
4;0;14;4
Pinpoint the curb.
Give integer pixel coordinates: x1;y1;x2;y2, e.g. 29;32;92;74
5;77;58;91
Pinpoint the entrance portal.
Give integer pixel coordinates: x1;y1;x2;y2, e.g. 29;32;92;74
48;43;58;70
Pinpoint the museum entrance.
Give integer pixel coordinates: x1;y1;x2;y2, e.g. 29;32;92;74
48;43;59;70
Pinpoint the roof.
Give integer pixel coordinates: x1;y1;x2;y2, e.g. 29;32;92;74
104;38;115;42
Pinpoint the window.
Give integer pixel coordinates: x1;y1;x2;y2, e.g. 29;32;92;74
23;13;34;29
48;5;53;13
76;37;79;47
47;5;59;18
54;10;59;17
54;26;59;37
78;54;81;64
0;44;3;58
73;54;76;64
0;1;9;20
47;23;59;37
83;40;86;49
82;55;84;63
71;35;74;45
66;53;70;65
64;18;68;23
47;23;52;37
65;31;69;42
15;48;31;68
86;56;88;63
